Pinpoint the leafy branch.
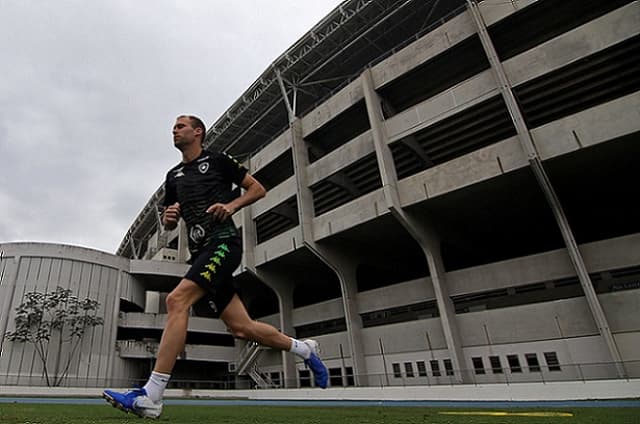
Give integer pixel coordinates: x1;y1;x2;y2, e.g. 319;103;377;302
5;286;104;386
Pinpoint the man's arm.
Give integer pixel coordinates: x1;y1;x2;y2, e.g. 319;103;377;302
206;174;266;222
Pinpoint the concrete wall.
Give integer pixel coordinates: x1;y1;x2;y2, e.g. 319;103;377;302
0;243;127;387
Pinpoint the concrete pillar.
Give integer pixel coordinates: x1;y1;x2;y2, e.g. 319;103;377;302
467;0;625;376
250;269;298;388
241;156;258;273
241;157;298;387
361;68;469;382
289;118;369;386
308;244;369;386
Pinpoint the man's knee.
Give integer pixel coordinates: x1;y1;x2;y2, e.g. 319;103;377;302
166;280;201;314
165;291;188;314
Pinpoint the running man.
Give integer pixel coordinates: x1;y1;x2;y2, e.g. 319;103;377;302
103;115;328;418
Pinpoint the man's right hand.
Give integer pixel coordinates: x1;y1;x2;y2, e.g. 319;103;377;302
162;202;181;229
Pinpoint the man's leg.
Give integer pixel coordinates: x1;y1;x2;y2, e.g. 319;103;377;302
220;294;328;388
220;294;292;349
103;278;206;417
154;278;207;373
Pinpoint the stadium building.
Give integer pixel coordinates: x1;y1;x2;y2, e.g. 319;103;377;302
1;0;639;394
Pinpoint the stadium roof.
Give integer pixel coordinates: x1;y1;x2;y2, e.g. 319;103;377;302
117;0;468;257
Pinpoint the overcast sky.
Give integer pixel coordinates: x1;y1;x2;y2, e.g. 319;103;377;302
0;0;342;254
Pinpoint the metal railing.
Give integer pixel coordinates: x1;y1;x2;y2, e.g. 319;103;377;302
1;361;637;390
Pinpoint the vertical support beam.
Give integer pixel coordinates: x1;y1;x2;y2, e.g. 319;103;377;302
362;68;468;383
249;268;298;388
241;156;298;387
129;237;139;260
275;67;295;122
466;0;625;375
289;120;315;241
289;118;369;386
273;283;297;388
241;156;258;273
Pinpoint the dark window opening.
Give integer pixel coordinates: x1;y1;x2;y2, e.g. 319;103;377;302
392;363;402;378
507;354;522;373
489;356;503;374
525;353;541;372
417;361;427;377
305;100;370;163
310;153;382;216
544;352;561;372
255;196;299;244
329;367;343;387
443;359;454;376
404;362;415;378
378;35;490;116
299;369;312;387
431;360;441;377
345;366;355;386
253;149;294;190
472;357;485;375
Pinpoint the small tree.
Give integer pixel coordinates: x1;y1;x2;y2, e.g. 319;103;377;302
5;286;104;386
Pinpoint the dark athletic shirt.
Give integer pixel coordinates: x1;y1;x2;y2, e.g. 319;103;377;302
163;150;247;258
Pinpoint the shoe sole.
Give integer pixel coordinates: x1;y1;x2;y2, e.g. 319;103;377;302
102;392;159;419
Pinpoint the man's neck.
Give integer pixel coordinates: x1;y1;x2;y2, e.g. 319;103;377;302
181;144;203;163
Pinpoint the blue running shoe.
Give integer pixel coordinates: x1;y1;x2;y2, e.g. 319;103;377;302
103;387;163;418
303;339;329;388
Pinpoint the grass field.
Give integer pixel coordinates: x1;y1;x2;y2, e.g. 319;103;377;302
1;404;639;424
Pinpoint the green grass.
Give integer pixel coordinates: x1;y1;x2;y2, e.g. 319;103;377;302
0;404;639;424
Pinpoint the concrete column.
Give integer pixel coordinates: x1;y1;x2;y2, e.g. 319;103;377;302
289;118;369;386
241;157;258;272
250;269;298;388
467;0;625;376
289;120;314;241
308;245;369;386
361;68;468;382
241;157;298;387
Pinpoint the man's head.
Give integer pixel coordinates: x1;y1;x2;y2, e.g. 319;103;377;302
173;115;206;149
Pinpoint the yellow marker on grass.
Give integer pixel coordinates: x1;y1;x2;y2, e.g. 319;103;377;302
438;411;573;417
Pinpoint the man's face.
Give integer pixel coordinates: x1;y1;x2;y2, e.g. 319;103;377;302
172;117;200;149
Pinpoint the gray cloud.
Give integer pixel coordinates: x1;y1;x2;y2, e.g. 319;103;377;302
0;0;341;253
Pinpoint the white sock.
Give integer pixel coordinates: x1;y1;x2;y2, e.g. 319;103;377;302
143;371;170;402
289;338;311;359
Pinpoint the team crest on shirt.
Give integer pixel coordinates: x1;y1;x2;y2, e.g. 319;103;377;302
190;224;206;243
198;162;209;174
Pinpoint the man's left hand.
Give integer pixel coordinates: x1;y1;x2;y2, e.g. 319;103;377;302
206;203;236;221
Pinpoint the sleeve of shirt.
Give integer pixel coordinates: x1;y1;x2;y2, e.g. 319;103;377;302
219;152;248;186
163;172;178;207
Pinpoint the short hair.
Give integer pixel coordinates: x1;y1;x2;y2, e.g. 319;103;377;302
177;115;206;143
